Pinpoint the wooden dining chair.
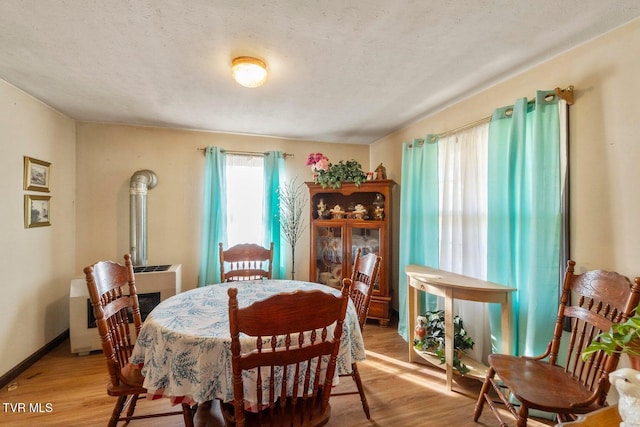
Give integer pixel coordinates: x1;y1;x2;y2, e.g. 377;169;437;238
331;248;381;419
221;282;352;427
219;242;274;282
473;260;640;427
349;248;382;328
84;254;194;427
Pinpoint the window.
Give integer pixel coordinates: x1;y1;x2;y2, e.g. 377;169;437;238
399;91;569;358
225;154;264;246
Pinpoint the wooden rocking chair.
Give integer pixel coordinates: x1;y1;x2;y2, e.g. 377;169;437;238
473;260;640;426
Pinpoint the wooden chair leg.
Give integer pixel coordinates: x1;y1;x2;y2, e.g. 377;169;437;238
125;394;140;418
109;395;128;427
473;368;494;421
182;403;195;427
351;363;370;419
517;403;529;427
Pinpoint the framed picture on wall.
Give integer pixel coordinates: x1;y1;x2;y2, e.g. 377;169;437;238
24;156;51;192
25;195;51;228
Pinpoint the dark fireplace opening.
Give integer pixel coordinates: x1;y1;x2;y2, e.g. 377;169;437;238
87;291;161;328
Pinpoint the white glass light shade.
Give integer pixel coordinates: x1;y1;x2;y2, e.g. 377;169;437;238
231;56;268;88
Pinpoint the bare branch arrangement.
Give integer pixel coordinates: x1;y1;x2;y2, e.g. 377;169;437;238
278;178;308;279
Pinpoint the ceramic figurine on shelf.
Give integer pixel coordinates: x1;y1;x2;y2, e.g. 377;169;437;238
353;203;367;220
415;316;428;339
373;206;384;220
316;198;327;219
330;204;345;219
375;163;387;180
373;193;385;220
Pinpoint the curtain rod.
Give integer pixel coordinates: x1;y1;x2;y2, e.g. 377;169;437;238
412;86;574;145
197;148;293;158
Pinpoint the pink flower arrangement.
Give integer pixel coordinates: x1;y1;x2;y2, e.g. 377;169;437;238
306;152;330;172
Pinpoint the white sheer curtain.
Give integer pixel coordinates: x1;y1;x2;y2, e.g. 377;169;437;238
437;123;491;363
225;154;264;247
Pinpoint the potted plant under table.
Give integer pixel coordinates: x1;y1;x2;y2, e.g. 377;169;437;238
413;310;475;375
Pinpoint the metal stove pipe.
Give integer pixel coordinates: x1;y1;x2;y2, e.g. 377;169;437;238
129;169;157;266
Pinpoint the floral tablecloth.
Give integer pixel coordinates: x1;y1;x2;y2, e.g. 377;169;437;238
130;280;365;405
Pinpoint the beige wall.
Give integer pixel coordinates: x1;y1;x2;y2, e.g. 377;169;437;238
0;80;76;377
372;19;640;311
75;123;369;290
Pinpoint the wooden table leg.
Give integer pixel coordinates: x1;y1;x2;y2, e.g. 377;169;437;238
500;293;513;354
444;288;454;390
407;277;417;362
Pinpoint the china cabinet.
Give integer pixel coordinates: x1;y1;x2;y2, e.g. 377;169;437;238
306;180;395;326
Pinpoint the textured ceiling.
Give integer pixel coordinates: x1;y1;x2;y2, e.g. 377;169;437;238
1;1;639;144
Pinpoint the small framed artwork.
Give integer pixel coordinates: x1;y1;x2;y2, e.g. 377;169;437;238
25;195;51;228
24;156;51;192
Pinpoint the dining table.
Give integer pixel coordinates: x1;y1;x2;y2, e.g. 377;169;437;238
129;279;365;406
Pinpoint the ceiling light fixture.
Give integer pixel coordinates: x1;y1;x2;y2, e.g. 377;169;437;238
231;56;268;88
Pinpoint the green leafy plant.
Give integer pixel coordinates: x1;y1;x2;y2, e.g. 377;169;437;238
413;310;475;375
315;159;367;189
581;309;640;362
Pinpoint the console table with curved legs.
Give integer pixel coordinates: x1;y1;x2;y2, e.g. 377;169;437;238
406;264;516;390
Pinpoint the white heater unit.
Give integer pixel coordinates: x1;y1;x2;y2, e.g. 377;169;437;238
69;264;182;355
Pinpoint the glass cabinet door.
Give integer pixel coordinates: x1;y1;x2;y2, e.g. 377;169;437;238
313;223;345;288
348;224;383;291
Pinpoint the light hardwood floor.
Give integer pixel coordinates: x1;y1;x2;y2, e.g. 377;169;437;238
0;320;555;427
